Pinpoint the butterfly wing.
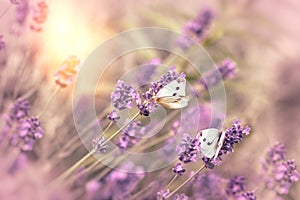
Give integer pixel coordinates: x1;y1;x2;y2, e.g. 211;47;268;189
199;128;220;158
157;96;189;109
213;131;226;160
156;79;186;97
155;79;188;109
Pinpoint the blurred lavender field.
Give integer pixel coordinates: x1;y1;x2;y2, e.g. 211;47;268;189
0;0;300;199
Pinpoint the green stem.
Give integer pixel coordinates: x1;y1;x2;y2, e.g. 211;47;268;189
130;167;172;200
165;165;206;199
93;130;171;182
165;174;178;190
51;112;139;184
135;132;172;152
101;121;113;137
48;108;111;161
37;86;60;118
130;177;162;200
0;4;11;19
60;121;113;160
79;148;117;176
102;112;140;146
130;185;151;200
52;149;95;185
13;51;31;99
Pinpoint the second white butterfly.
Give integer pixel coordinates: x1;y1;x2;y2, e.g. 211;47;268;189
198;128;226;160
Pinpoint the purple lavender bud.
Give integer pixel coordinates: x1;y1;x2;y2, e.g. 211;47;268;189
138;104;150;116
172;163;186;176
266;143;286;165
226;176;246;196
177;9;214;49
15;0;29;26
1;99;30;144
111;80;140;111
262;144;299;195
117;120;143;149
10;117;44;151
92;136;107;153
217;119;251;157
237;191;257;200
155;67;186;92
143;67;185;99
199;59;237;90
7;98;30;123
176;133;201;163
271;160;300;194
0;35;6;51
171;121;180;135
107;110;120;122
173;193;189;200
183;10;212;37
157;189;170;200
54;55;81;88
193;172;227;199
102;162;144;199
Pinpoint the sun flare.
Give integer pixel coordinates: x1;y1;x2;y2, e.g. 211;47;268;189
41;2;111;70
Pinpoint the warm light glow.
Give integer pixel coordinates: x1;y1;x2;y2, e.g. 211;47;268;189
41;2;111;71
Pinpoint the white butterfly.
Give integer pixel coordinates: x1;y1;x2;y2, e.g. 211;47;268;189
153;78;189;109
199;128;226;160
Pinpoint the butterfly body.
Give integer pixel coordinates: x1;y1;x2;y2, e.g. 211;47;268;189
199;128;225;159
153;78;189;109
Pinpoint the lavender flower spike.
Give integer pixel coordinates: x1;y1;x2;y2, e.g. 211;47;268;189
15;0;29;27
5;98;30;125
111;80;140;111
1;99;30;144
157;189;170;200
199;59;237;90
237;191;257;200
193;172;227;199
177;9;214;49
172;163;186;176
93;137;107;153
107;110;120;122
226;176;246;197
262;143;299;195
272;160;300;194
265;143;286;165
54;55;81;88
176;133;201;164
184;9;213;40
217;119;250;156
10;117;44;151
117;120;143;149
203;119;251;168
